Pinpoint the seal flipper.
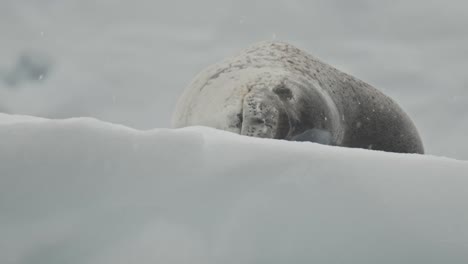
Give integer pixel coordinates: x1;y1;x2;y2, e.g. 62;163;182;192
291;129;334;145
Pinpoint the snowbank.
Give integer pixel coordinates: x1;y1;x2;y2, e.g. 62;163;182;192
1;113;468;264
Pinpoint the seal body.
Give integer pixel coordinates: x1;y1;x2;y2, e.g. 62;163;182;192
173;41;424;154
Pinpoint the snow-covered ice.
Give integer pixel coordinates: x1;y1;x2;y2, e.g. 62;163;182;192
1;113;468;264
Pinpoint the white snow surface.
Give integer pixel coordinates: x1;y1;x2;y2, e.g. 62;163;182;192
1;113;468;264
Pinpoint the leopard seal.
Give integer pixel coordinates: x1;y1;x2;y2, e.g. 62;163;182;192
172;41;424;154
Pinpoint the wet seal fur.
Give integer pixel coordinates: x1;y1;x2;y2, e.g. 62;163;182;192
173;41;424;154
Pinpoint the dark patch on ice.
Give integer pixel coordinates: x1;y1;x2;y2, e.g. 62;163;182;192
1;51;53;89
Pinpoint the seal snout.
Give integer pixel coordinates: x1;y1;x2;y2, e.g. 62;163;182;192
240;89;288;139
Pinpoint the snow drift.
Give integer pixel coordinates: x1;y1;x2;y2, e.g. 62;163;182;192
1;113;468;264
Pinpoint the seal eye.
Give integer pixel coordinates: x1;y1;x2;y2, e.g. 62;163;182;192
252;118;265;125
273;86;293;100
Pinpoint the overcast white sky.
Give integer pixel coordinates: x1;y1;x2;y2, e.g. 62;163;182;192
1;0;467;159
